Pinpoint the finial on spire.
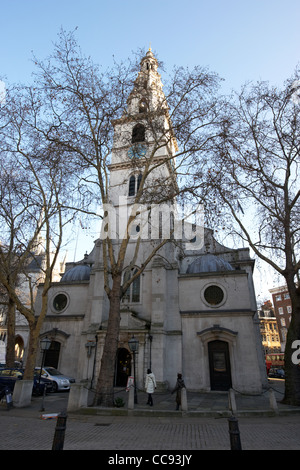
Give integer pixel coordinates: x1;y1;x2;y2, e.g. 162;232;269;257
149;43;152;51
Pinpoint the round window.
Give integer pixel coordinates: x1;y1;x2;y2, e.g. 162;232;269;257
204;285;224;306
53;293;68;312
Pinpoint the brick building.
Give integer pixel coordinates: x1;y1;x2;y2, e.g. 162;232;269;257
269;286;292;351
257;300;281;355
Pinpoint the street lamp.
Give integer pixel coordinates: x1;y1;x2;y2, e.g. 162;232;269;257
39;336;51;378
39;336;51;411
85;340;96;384
148;334;153;370
128;335;139;404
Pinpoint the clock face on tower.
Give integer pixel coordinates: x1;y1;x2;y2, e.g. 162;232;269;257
128;144;147;159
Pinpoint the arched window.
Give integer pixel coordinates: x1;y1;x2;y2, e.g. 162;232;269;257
14;336;24;362
122;268;141;303
137;173;142;192
128;175;136;196
131;270;141;302
128;173;142;196
139;100;147;113
132;123;145;143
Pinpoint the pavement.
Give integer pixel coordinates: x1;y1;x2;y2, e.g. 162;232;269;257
1;379;300;452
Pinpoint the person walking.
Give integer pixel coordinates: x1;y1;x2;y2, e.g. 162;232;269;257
145;368;156;406
171;373;186;410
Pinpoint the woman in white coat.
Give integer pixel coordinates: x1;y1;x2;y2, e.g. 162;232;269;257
145;368;156;406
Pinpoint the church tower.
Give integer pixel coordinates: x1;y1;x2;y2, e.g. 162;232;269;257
107;48;178;214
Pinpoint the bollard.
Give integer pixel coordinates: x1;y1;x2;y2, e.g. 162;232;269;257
181;387;188;411
40;385;47;412
228;388;237;414
52;411;68;450
228;416;242;450
128;384;134;410
269;389;279;414
5;388;13;410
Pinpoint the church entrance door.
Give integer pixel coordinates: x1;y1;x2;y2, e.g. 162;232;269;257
114;348;131;387
44;341;61;369
208;340;232;391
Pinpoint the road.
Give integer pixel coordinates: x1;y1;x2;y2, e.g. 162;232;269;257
1;391;300;451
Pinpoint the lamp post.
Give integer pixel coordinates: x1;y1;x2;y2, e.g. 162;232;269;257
148;334;153;370
39;336;51;411
128;335;139;404
85;340;96;384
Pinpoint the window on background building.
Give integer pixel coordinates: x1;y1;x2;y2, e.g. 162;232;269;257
275;294;281;301
284;293;290;299
281;329;287;341
278;307;283;314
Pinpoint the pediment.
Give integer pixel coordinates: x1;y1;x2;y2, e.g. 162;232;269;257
101;309;149;331
120;310;149;330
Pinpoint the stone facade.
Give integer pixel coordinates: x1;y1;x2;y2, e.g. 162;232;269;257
35;49;267;394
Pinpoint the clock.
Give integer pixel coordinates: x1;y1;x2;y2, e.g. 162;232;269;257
128;144;147;159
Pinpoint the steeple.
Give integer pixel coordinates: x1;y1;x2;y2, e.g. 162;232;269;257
108;49;178;208
126;48;167;116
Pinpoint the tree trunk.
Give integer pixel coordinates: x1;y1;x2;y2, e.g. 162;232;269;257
94;274;122;407
282;279;300;406
23;324;39;380
21;281;51;380
6;299;16;367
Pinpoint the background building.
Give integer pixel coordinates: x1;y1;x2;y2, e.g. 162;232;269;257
258;300;281;356
0;235;65;365
269;286;292;351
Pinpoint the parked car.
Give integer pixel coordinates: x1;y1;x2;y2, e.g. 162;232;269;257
33;370;54;394
35;366;75;392
0;368;53;396
268;367;285;379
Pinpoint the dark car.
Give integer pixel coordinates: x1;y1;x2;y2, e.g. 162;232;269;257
268;367;285;379
0;368;53;396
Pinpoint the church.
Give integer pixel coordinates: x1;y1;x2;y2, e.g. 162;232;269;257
35;49;267;395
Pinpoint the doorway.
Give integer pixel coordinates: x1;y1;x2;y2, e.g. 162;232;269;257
208;340;232;391
44;341;61;369
114;348;131;387
14;335;24;363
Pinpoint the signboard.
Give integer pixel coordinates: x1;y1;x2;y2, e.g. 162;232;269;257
126;376;134;392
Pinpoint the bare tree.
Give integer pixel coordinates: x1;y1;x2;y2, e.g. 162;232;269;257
0;83;74;382
193;75;300;405
30;30;223;406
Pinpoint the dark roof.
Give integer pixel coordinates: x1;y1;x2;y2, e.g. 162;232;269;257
186;254;234;274
60;264;91;282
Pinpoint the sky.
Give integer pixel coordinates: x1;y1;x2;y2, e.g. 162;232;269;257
1;0;299;90
1;0;299;301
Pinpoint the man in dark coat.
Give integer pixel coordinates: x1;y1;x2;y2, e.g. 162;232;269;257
171;373;186;410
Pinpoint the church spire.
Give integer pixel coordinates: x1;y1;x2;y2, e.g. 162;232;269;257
108;47;178;208
126;48;167;115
